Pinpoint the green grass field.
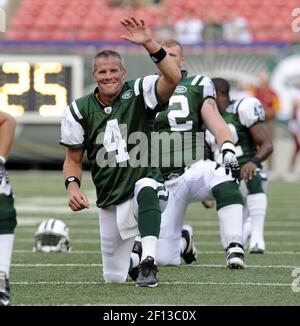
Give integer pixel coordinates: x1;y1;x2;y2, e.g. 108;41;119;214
8;171;300;306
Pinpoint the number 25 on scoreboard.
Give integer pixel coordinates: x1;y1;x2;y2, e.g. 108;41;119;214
0;61;68;117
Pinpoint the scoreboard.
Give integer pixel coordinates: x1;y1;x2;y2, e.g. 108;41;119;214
0;55;84;163
0;55;83;121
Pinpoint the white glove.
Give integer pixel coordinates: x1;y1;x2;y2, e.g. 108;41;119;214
221;141;240;181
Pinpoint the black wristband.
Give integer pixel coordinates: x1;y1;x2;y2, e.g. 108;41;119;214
250;156;261;167
150;47;167;64
65;176;81;189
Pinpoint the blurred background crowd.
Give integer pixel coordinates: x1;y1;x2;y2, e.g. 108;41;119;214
1;0;298;43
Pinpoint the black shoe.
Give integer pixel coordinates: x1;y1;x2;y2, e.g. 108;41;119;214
226;242;245;269
128;240;142;281
0;271;10;306
181;225;197;264
136;256;158;287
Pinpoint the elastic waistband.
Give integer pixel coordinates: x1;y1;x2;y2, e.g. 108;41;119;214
165;166;190;181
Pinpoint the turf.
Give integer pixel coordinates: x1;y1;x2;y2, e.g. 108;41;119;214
8;171;300;306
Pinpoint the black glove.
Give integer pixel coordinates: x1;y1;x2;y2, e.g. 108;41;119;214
221;141;240;181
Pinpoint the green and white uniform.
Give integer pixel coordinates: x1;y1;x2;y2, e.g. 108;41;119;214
0;170;17;235
205;97;268;251
155;75;243;265
61;75;168;282
0;163;17;279
154;74;214;179
205;97;268;196
61;75;164;208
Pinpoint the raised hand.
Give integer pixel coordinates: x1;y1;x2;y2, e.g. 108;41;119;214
120;17;153;45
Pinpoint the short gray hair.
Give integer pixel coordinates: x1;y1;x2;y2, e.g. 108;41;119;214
92;50;126;73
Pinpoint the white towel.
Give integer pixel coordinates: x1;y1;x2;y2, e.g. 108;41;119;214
116;199;139;240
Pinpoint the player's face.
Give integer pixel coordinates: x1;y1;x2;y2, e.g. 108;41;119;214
93;57;126;103
163;45;184;69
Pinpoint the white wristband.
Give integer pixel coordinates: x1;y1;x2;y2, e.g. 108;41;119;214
0;155;6;164
221;141;235;154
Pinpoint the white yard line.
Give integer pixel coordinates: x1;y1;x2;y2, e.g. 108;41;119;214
15;206;98;214
16;238;100;243
10;280;293;287
12;263;102;267
14;229;300;236
11;263;300;269
187;264;300;269
17;218;98;226
13;249;300;255
182;221;300;227
13;239;300;246
17;219;300;227
14;249;100;254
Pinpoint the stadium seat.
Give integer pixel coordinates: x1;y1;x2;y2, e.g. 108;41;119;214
5;0;298;41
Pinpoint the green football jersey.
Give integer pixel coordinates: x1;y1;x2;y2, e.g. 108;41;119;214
154;74;216;179
0;194;17;225
205;97;265;167
60;75;162;208
0;171;17;233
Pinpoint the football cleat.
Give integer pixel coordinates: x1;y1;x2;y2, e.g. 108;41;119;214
226;242;245;269
181;225;197;264
128;240;142;281
249;240;265;254
136;256;158;287
0;271;11;306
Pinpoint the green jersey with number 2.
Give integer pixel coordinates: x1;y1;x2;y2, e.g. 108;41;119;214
154;74;216;178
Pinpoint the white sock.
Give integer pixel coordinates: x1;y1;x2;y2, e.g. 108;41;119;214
130;253;140;269
242;205;250;244
243;217;252;247
219;218;227;250
135;235;141;242
0;234;14;277
130;235;142;269
180;237;187;254
141;235;157;262
218;204;243;248
247;193;267;243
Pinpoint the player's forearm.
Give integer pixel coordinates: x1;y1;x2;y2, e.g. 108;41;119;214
143;39;161;56
156;54;181;86
63;157;82;182
144;40;181;86
249;123;273;163
0;114;16;160
253;140;273;163
202;98;233;147
214;127;234;148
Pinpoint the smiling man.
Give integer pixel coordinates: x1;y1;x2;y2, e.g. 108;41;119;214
60;17;181;287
